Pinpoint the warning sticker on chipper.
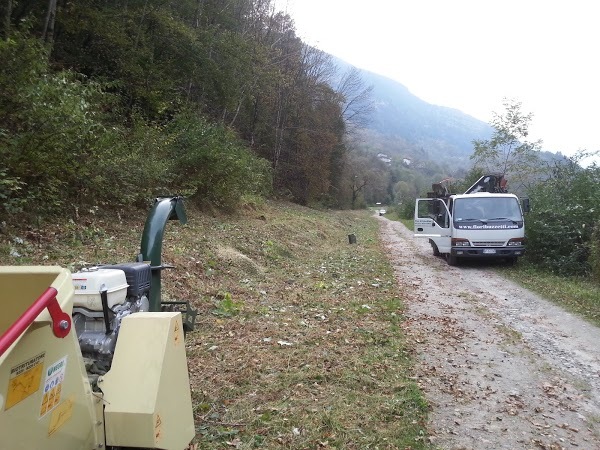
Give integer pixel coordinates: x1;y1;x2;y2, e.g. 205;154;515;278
40;356;67;417
5;352;46;410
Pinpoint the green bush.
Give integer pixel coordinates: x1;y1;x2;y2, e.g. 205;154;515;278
526;159;600;276
394;199;415;220
0;35;271;219
0;168;25;214
166;112;272;210
79;116;174;208
0;34;119;216
590;225;600;283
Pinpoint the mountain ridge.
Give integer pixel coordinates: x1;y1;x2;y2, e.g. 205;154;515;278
333;56;494;168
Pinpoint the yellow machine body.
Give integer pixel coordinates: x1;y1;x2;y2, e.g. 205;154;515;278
0;266;195;450
100;312;195;449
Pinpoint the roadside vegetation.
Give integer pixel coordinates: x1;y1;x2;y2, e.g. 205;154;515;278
498;261;600;327
497;153;600;327
0;201;431;449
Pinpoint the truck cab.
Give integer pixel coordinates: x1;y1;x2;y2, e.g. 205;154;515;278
414;175;527;265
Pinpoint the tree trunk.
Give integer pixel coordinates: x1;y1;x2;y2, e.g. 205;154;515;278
42;0;57;45
1;0;12;39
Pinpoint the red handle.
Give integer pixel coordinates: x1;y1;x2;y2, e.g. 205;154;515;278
0;287;71;357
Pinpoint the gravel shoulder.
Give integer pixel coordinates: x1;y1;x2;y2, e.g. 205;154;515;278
378;216;600;450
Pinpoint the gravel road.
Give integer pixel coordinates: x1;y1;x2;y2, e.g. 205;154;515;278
378;216;600;450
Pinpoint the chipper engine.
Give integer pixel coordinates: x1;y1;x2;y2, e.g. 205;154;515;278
0;196;197;450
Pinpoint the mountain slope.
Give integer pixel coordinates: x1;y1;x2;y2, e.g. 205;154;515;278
332;56;493;167
362;69;493;157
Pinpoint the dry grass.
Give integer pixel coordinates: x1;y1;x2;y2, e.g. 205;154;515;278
1;200;431;449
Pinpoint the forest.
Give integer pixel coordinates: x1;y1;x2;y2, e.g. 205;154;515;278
0;0;377;214
1;0;600;280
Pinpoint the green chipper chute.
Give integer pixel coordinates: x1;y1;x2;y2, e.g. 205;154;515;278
138;196;197;331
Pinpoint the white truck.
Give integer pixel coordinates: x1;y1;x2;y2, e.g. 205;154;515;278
414;174;528;265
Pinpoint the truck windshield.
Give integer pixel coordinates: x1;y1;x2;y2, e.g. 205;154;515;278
453;197;522;222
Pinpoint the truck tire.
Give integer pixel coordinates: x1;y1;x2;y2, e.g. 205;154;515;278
506;257;518;266
447;253;458;266
429;239;440;256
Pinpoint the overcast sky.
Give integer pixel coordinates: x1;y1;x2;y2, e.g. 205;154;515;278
274;0;599;162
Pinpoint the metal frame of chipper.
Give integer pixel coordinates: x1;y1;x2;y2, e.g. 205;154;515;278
0;196;197;449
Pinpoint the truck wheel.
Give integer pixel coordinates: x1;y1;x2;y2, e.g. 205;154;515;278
506;257;518;266
430;239;440;256
447;253;458;266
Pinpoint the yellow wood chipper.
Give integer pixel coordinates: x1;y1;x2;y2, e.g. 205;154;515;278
0;197;196;449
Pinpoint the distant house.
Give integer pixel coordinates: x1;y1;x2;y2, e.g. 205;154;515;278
377;153;392;165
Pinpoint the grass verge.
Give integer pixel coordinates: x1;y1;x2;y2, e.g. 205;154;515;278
399;219;414;231
497;259;600;327
1;200;431;449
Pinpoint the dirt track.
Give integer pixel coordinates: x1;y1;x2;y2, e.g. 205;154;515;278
378;216;600;450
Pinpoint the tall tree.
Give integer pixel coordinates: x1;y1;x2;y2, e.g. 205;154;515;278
471;98;541;190
336;66;374;134
42;0;57;44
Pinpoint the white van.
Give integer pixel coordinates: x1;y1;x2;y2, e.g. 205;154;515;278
414;175;527;265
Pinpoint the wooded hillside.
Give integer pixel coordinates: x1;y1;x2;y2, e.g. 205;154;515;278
0;0;373;217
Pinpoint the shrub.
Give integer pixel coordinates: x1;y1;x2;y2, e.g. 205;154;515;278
166;112;272;210
525;158;600;276
0;35;271;219
85;115;173;208
0;168;25;214
590;225;600;283
0;34;120;217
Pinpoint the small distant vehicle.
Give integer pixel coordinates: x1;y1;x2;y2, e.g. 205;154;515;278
379;209;387;216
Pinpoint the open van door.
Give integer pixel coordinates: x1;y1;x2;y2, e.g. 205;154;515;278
414;198;451;254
